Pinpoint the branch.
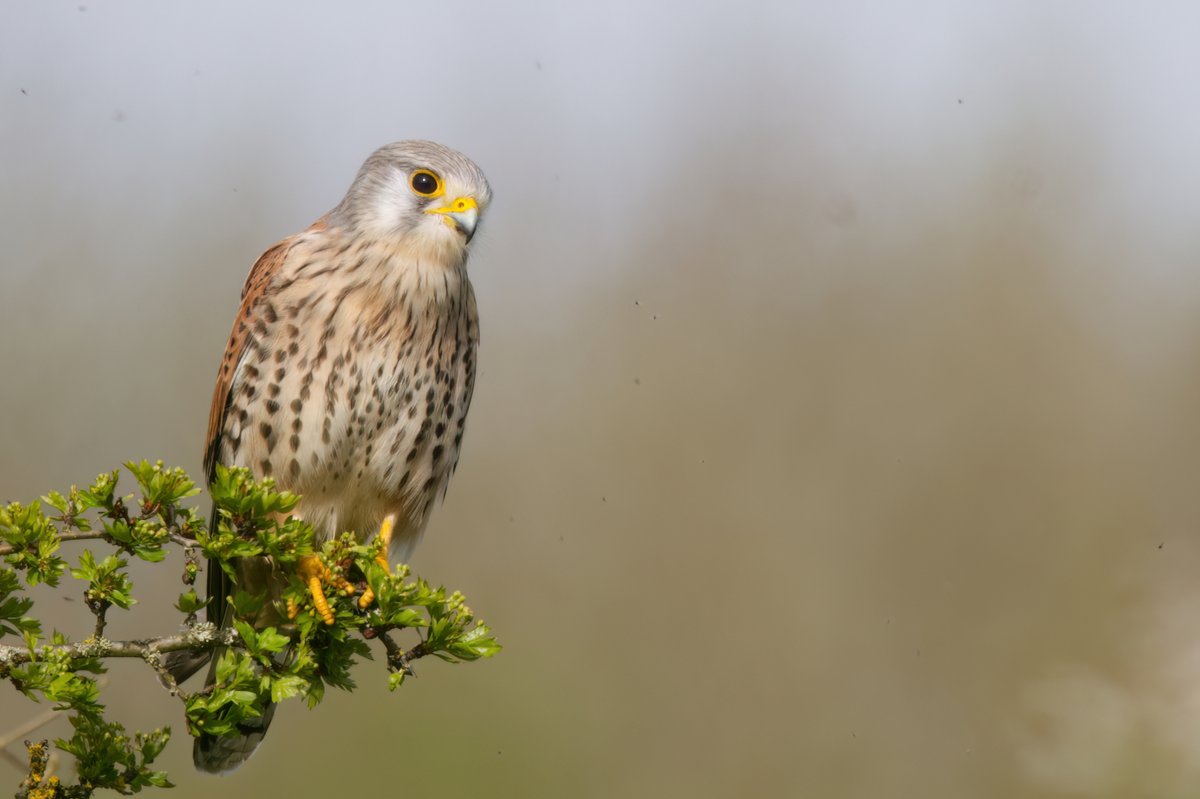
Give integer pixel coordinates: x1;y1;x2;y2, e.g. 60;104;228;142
0;708;56;773
375;630;414;676
0;626;231;668
1;461;500;796
0;531;108;558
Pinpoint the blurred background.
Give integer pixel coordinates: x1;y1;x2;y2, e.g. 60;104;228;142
4;2;1200;796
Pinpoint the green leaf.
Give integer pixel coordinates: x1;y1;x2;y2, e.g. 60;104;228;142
42;490;69;514
255;627;290;656
233;620;258;652
71;549;99;582
21;623;40;651
174;589;206;614
229;590;266;620
448;624;502;661
73;551;136;610
269;674;307;702
126;460;200;508
0;500;67;585
0;568;37;641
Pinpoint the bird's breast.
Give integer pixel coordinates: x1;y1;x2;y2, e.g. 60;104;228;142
219;245;479;547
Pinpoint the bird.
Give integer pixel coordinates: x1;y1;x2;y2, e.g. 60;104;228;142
174;140;491;773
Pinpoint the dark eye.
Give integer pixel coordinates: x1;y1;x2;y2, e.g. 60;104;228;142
410;170;442;196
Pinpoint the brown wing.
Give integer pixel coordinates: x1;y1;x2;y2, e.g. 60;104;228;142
202;219;327;481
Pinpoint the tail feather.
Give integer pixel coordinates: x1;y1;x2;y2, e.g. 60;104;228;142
158;509;220;721
161;648;210;686
193;661;276;775
192;503;278;774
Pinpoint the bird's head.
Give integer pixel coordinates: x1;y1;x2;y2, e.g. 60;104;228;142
332;140;492;263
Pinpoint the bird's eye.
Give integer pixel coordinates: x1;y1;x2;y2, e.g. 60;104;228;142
410;170;443;197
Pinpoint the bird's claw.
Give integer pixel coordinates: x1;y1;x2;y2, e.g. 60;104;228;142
286;554;350;625
358;515;395;610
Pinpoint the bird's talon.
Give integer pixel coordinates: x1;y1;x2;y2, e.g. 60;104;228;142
298;554;335;625
358;515;396;610
376;515;395;568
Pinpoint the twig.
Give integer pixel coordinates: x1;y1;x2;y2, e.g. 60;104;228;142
167;532;197;549
377;629;405;671
0;679;107;777
0;626;235;668
374;630;422;677
0;708;56;773
404;639;429;665
89;601;108;640
0;530;108;557
142;647;190;700
0;748;21;776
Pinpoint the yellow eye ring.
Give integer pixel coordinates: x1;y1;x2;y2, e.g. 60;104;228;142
409;169;444;197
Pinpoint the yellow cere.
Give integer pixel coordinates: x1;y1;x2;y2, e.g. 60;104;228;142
423;196;480;230
425;196;479;215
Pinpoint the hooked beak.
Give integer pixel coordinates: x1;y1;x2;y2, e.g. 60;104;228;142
425;196;480;242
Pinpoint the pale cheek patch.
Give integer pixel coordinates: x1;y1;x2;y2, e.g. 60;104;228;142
370;182;414;228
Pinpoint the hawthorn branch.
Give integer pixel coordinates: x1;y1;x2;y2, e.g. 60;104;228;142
0;626;233;668
0;531;108;557
376;630;412;676
0;708;56;773
2;462;500;796
2;626;446;675
369;627;434;677
168;533;198;549
86;599;109;641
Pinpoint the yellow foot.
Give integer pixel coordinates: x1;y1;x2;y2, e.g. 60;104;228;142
358;515;396;609
286;554;340;625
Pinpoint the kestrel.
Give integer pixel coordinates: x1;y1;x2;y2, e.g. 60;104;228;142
178;140;491;773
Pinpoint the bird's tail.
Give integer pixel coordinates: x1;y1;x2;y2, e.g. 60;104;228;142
161;647;210;685
162;503;223;687
193;648;277;774
183;504;279;773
